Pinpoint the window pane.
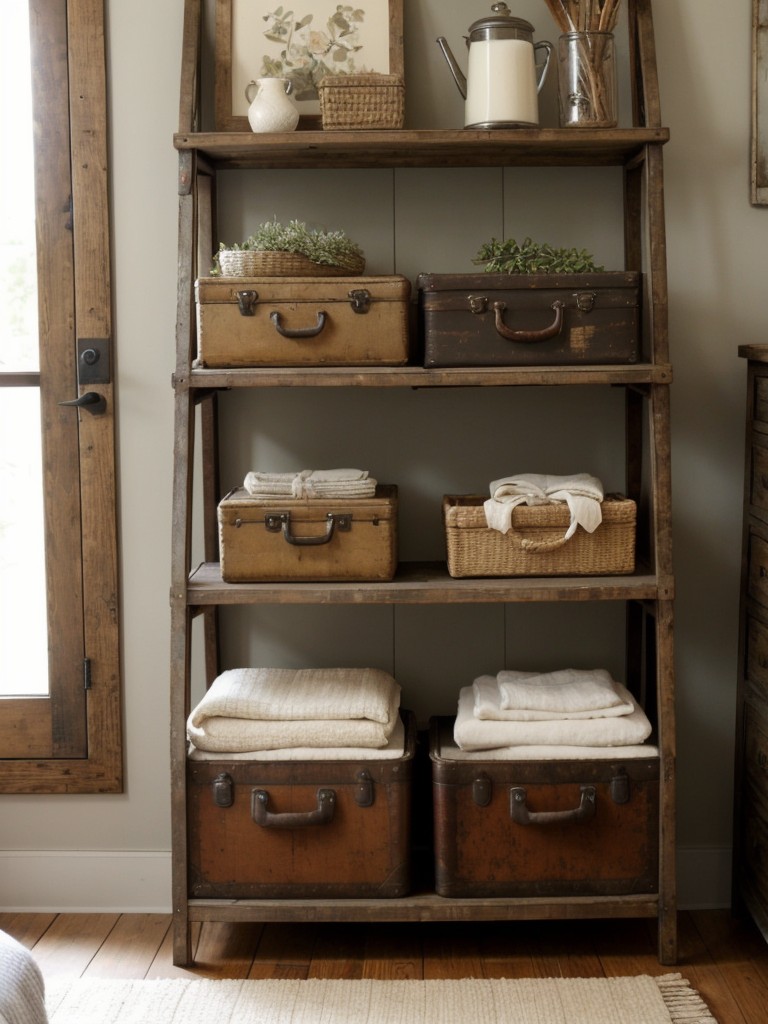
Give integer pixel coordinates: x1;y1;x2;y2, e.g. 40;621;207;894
0;389;49;696
0;3;47;697
0;0;39;372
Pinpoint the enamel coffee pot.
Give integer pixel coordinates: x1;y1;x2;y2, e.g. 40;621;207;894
437;2;553;128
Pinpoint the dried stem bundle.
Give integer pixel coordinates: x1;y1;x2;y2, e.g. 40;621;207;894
543;0;621;34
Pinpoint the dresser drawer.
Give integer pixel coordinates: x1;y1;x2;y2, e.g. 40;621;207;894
746;615;768;699
745;706;768;802
751;445;768;514
749;533;768;607
755;375;768;425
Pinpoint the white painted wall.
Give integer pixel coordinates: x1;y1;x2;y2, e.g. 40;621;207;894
0;0;761;912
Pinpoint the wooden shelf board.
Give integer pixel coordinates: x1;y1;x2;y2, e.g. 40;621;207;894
185;561;662;606
173;128;670;171
182;364;673;390
188;892;659;924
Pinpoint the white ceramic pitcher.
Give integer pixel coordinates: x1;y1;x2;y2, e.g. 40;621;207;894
245;77;299;133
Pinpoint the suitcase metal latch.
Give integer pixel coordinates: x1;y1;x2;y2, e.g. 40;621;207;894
354;769;375;807
610;769;630;805
468;295;488;314
575;291;597;312
212;772;234;808
348;288;371;313
235;290;259;316
472;771;492;807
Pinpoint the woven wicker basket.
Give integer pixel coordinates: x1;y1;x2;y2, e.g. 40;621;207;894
216;249;365;278
443;494;636;578
319;74;405;130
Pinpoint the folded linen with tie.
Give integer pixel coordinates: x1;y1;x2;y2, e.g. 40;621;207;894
187;667;401;753
473;671;634;721
243;468;377;499
454;682;652;751
483;472;603;538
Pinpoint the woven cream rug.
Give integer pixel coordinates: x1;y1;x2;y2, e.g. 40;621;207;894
44;973;716;1023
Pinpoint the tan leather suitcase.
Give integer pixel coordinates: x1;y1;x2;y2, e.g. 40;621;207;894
429;717;659;898
187;711;415;899
418;272;640;367
195;275;411;367
218;484;398;583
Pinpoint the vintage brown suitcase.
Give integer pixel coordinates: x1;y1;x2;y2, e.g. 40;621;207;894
429;717;659;898
417;272;640;367
187;710;415;899
443;493;636;578
218;484;398;583
195;275;411;367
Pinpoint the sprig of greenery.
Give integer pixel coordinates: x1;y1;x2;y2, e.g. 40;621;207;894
474;236;605;274
212;219;364;273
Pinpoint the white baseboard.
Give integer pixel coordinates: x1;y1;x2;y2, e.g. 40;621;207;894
0;846;732;913
0;851;172;913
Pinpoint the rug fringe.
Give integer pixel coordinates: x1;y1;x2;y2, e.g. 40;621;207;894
655;973;718;1023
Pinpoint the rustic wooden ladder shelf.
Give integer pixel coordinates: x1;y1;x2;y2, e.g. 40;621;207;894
171;0;675;968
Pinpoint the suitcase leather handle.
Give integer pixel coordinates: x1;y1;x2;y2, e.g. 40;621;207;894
251;788;336;828
263;511;351;546
510;785;596;825
492;299;564;343
270;309;328;338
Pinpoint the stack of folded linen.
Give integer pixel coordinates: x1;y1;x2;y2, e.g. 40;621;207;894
187;666;404;760
452;668;656;759
243;468;377;500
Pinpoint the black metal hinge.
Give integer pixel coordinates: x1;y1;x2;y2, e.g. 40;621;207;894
83;657;92;691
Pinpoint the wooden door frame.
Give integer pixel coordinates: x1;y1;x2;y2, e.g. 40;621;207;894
0;0;122;793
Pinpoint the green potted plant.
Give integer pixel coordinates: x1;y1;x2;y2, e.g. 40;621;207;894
213;219;365;277
474;236;604;274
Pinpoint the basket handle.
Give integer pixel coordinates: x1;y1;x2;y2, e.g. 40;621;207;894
270;309;327;338
492;299;564;343
518;533;570;553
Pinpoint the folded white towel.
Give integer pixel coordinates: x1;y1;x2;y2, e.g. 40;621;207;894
188;690;400;753
244;469;377;499
496;667;626;714
188;667;400;724
188;714;406;761
483;472;603;538
453;683;652;751
437;739;659;761
473;674;634;721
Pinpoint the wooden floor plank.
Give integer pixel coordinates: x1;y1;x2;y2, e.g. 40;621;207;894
247;923;313;979
690;909;768;1024
361;922;423;979
144;921;204;979
24;913;120;978
308;923;366;979
422;922;484;979
0;912;56;949
81;913;171;978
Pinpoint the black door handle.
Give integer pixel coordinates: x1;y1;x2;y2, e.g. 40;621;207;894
59;391;106;415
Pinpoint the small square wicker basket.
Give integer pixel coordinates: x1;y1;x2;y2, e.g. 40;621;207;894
319;74;405;130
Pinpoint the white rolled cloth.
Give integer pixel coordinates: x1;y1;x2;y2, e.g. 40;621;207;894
483;472;603;537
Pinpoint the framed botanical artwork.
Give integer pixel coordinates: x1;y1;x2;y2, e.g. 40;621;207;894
215;0;405;131
753;0;768;204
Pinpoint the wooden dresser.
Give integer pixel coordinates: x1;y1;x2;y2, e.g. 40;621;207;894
735;345;768;940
